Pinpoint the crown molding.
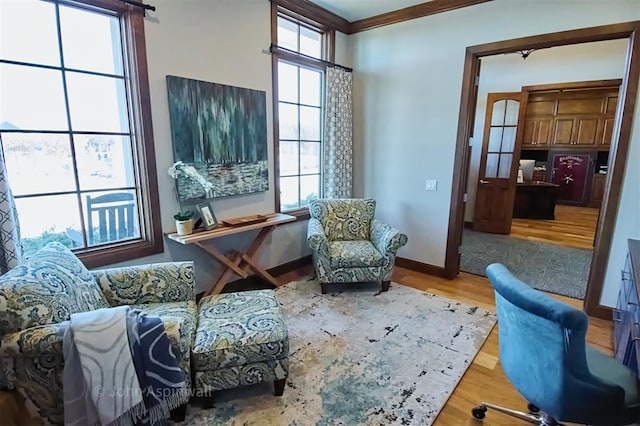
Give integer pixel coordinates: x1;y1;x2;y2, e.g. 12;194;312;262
347;0;491;34
273;0;491;35
271;0;350;33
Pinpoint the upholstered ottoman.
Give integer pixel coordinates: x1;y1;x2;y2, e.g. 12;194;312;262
192;290;289;406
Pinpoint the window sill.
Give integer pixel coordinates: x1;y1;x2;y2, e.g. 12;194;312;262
281;208;310;221
76;239;164;269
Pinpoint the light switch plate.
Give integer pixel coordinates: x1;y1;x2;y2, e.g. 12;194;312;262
425;179;438;191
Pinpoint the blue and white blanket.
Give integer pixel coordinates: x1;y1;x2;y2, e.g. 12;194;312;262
62;306;188;426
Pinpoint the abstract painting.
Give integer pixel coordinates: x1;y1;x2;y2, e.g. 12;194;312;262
166;75;268;200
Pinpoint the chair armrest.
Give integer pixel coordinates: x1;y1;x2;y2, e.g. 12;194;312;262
307;218;330;258
1;323;67;392
1;322;67;357
92;262;195;306
370;219;408;256
0;323;67;422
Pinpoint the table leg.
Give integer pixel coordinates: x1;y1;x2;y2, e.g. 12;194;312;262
240;253;281;287
246;226;275;258
203;225;280;296
195;241;249;278
239;226;282;286
205;251;243;297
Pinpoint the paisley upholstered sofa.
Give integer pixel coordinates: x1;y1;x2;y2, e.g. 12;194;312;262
307;198;408;294
0;242;197;424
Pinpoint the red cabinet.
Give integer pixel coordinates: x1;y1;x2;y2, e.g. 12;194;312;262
548;151;595;205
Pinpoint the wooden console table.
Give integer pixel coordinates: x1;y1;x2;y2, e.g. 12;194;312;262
167;213;296;296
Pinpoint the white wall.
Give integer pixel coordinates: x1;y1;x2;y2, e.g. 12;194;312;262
103;0;638;305
106;1;348;293
465;40;628;222
601;104;640;306
335;31;353;68
351;0;640;302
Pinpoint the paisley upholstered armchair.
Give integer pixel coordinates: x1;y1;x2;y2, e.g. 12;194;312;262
307;198;408;294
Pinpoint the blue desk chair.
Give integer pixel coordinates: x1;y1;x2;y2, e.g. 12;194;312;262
473;263;640;425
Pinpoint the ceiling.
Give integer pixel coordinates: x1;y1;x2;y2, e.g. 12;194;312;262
308;0;431;22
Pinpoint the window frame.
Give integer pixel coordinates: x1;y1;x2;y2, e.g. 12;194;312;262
0;0;162;268
271;4;334;219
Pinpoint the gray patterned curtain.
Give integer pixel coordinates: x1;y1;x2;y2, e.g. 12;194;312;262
0;147;23;274
323;66;353;198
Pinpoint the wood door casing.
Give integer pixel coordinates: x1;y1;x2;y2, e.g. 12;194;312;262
473;92;522;234
445;24;640;321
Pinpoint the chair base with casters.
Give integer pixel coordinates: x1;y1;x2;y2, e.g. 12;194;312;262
472;402;564;425
481;263;640;426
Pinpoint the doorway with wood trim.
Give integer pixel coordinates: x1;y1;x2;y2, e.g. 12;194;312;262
446;21;640;319
459;78;622;300
470;81;620;238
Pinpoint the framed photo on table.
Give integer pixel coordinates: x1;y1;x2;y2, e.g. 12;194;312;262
197;202;219;230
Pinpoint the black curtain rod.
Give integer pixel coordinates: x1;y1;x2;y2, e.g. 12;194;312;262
269;44;353;72
121;0;155;12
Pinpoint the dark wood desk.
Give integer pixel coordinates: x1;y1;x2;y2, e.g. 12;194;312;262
513;181;559;220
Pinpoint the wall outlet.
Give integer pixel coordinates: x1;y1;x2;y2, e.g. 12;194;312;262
425;179;438;191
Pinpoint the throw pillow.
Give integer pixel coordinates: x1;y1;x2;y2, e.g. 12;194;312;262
0;242;109;336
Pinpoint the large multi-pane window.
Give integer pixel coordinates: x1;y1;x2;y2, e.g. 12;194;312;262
275;15;325;212
0;0;161;266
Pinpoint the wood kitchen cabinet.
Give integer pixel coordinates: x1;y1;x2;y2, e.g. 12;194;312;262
574;116;601;146
589;173;607;208
522;92;554;148
521;82;620;150
601;117;615;148
522;118;552;147
599;90;618;149
551;115;601;147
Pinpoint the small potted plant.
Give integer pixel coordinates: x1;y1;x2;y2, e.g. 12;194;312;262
169;161;215;236
174;209;194;236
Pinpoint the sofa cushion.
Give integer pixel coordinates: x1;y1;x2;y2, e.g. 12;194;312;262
93;262;196;306
192;290;288;370
329;240;385;268
0;242;109;335
309;198;376;241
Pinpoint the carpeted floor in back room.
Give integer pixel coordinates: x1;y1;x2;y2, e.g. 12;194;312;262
459;229;592;299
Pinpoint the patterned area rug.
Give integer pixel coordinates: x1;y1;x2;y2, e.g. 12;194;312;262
460;229;592;299
182;278;496;425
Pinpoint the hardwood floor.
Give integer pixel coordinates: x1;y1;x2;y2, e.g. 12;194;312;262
286;266;613;425
510;204;600;250
393;266;613;426
0;264;613;425
0;390;27;426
